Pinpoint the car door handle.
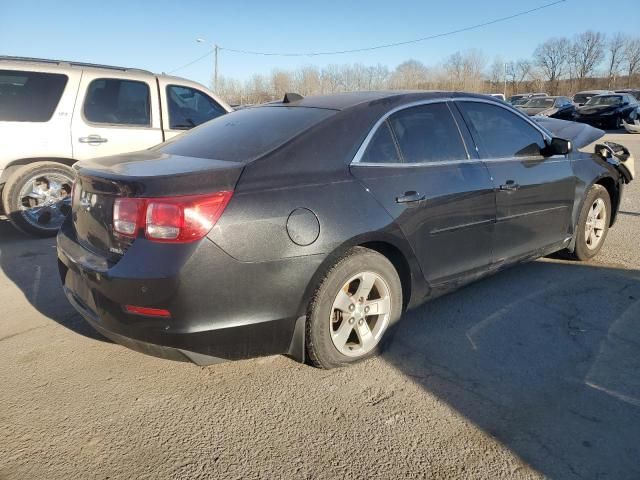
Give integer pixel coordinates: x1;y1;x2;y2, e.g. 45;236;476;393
396;191;426;204
499;180;519;192
79;135;108;144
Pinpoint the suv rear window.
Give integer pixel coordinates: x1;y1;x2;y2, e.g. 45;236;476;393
159;106;336;162
0;69;68;122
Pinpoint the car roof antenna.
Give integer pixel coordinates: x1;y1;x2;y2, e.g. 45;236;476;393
283;92;304;103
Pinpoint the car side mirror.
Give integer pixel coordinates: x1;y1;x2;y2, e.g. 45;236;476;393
544;137;572;157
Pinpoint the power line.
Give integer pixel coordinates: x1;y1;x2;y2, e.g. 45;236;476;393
168;0;566;73
168;50;214;74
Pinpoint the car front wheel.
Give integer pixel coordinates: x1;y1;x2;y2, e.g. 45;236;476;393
570;184;611;261
306;247;402;369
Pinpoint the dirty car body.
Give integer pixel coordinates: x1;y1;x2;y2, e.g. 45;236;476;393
57;91;634;365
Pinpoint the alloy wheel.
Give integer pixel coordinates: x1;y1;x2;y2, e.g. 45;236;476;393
585;197;607;250
329;271;391;357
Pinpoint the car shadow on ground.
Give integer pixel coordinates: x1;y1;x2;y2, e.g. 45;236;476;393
382;258;640;479
0;218;109;342
2;217;640;478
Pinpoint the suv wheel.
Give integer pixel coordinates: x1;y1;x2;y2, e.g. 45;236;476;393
306;247;402;369
2;162;74;237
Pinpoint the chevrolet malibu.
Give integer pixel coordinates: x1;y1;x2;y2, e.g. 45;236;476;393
58;91;635;369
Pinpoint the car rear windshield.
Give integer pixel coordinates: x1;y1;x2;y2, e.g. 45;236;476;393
0;69;68;122
525;98;554;108
573;94;594;104
158;106;336;162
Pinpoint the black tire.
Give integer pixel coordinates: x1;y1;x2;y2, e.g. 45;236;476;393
306;247;402;369
1;162;74;237
569;184;611;261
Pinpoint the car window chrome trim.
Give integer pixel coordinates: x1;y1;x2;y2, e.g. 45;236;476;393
350;96;555;168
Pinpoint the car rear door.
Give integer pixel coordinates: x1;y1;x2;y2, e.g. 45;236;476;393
455;99;575;264
71;71;163;160
350;101;495;286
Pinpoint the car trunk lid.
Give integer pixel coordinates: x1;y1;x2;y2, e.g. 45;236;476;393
72;150;244;259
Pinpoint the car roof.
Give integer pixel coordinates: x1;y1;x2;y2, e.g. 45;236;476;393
575;90;612;95
264;90;493;111
0;55;184;83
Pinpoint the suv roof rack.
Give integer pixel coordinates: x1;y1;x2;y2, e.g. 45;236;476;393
0;56;153;75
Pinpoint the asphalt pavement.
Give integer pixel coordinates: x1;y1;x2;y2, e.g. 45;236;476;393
1;132;639;480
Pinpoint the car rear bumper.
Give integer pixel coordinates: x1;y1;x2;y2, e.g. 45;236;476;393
57;218;322;364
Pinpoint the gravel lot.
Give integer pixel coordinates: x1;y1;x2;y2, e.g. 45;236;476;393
1;132;639;480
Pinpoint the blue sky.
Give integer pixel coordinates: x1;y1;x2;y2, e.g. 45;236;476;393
2;0;638;87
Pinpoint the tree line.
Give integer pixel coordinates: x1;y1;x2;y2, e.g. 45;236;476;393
213;31;640;105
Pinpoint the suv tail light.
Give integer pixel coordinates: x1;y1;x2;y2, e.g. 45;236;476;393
113;192;233;243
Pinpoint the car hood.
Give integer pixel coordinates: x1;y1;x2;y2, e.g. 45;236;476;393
532;117;604;149
576;104;619;116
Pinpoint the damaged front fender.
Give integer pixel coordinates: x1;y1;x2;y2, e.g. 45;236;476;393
594;142;635;184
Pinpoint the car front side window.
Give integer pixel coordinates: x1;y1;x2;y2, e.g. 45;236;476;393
166;85;226;130
458;101;545;159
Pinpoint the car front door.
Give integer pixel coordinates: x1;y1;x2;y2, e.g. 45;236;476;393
350;101;495;287
158;81;228;141
72;72;163;160
455;99;576;264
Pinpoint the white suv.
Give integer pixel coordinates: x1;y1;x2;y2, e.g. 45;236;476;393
0;56;231;236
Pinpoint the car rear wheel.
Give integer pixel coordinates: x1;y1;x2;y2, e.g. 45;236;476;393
570;184;611;261
306;247;402;369
1;162;74;237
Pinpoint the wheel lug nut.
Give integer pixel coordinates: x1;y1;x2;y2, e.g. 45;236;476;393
364;306;370;314
349;317;355;324
358;319;364;326
348;304;355;312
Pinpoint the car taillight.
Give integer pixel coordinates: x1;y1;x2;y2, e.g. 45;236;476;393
113;192;233;243
114;198;143;237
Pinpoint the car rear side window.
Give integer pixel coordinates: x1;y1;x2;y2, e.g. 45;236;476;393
360;121;401;164
387;103;468;163
84;78;151;126
458;101;545;158
158;106;335;162
0;69;68;122
166;85;226;130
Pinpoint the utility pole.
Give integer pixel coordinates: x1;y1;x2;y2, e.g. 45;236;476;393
503;62;507;98
197;38;219;92
214;44;219;93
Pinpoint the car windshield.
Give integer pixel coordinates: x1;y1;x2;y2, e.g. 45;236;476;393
525;98;554;108
573;94;593;104
585;95;622;106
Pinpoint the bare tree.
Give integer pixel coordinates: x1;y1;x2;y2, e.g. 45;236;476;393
606;33;627;89
572;31;605;88
389;60;430;89
624;38;640;88
534;37;569;94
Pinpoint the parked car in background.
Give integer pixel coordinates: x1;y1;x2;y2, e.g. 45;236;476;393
516;96;576;120
574;93;639;129
57;91;633;369
508;92;548;106
488;93;506;101
573;90;613;106
0;56;231;236
615;89;640;101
